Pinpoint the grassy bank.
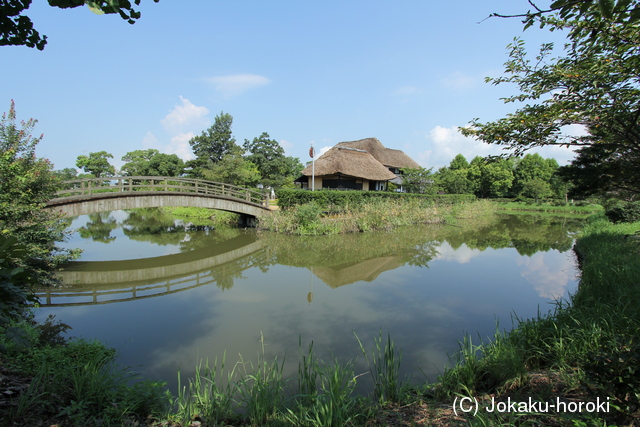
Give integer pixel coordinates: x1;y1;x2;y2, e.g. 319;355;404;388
3;215;638;426
431;216;640;425
161;206;240;226
259;198;495;235
494;200;604;214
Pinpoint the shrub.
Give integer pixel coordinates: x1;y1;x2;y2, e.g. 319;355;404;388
605;201;640;223
275;189;475;209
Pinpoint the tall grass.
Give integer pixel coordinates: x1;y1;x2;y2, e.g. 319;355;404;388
260;198;495;235
236;338;287;425
433;218;640;423
355;330;403;403
175;354;238;425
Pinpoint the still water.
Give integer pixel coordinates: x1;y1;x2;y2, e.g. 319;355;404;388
37;209;583;393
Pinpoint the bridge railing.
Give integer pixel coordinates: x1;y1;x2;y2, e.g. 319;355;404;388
54;176;270;206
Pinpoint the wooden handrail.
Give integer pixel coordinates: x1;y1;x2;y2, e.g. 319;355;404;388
53;176;270;207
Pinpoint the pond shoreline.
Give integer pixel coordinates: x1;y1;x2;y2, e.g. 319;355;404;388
4;212;637;426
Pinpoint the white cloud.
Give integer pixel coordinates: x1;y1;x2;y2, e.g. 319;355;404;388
142;132;159;149
516;252;576;300
441;71;476;90
435;242;481;264
420;125;501;168
421;125;578;169
168;133;195;161
160;96;210;135
140;97;212;161
205;74;271;98
318;146;331;156
279;139;293;154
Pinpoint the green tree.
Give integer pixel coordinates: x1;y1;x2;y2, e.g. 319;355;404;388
76;151;115;178
1;0;160;50
449;153;469;171
436;167;474;194
0;101;79;285
52;167;78;180
461;1;640;196
243;132;303;188
121;149;184;177
189;111;240;165
202;153;260;188
468;156;514;198
521;178;553;203
400;167;435;194
513;153;557;196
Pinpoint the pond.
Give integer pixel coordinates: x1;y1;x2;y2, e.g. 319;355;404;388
36;209;584;395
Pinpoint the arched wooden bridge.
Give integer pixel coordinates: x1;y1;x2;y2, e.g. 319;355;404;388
46;176;272;220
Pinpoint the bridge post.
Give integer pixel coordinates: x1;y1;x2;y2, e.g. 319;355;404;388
164;178;168;192
88;180;92;196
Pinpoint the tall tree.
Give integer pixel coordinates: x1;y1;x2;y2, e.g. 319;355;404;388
121;149;183;177
202;153;260;188
243;132;303;188
449;154;469;171
461;1;640;196
1;0;160;50
189;112;240;165
0;101;78;286
400;167;435;194
513;153;557;196
76;151;115;178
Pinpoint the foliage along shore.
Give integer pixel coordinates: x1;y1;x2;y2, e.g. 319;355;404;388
259;194;494;235
2;211;639;425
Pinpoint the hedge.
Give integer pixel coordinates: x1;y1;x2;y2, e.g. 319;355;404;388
275;189;476;209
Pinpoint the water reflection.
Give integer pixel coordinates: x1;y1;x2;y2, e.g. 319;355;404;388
37;210;584;393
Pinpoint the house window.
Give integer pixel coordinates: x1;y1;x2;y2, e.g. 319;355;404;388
323;178;362;190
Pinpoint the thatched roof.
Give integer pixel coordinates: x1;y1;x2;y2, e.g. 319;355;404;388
337;137;420;169
301;146;396;181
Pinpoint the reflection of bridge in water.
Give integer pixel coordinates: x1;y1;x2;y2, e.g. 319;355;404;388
36;234;267;307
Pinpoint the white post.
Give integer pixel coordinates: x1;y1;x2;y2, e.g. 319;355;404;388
311;143;315;191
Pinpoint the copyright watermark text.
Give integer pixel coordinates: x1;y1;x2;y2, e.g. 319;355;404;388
453;396;610;416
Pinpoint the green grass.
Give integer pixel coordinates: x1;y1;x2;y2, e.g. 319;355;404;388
433;217;640;424
7;215;640;426
494;200;604;214
162;206;241;226
259;198;496;235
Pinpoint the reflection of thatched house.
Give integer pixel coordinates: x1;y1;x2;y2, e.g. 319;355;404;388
296;137;420;191
313;256;405;288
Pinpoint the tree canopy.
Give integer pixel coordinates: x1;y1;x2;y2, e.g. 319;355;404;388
1;0;160;50
76;150;115;178
0;100;79;286
189;111;240;165
121;149;184;177
462;0;640;197
243;132;304;188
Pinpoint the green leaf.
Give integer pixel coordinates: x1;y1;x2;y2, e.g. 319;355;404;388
6;326;32;350
599;0;615;19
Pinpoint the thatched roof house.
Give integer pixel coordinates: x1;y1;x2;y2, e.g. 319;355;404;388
337;138;420;172
297;137;419;191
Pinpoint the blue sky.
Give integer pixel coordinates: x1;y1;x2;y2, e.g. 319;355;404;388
2;0;577;172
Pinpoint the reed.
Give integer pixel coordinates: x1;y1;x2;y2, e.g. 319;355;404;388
175;353;238;425
355;330;403;403
236;333;287;425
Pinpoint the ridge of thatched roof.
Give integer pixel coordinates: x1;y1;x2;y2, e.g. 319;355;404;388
337;137;420;169
301;146;396;181
313;256;405;288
